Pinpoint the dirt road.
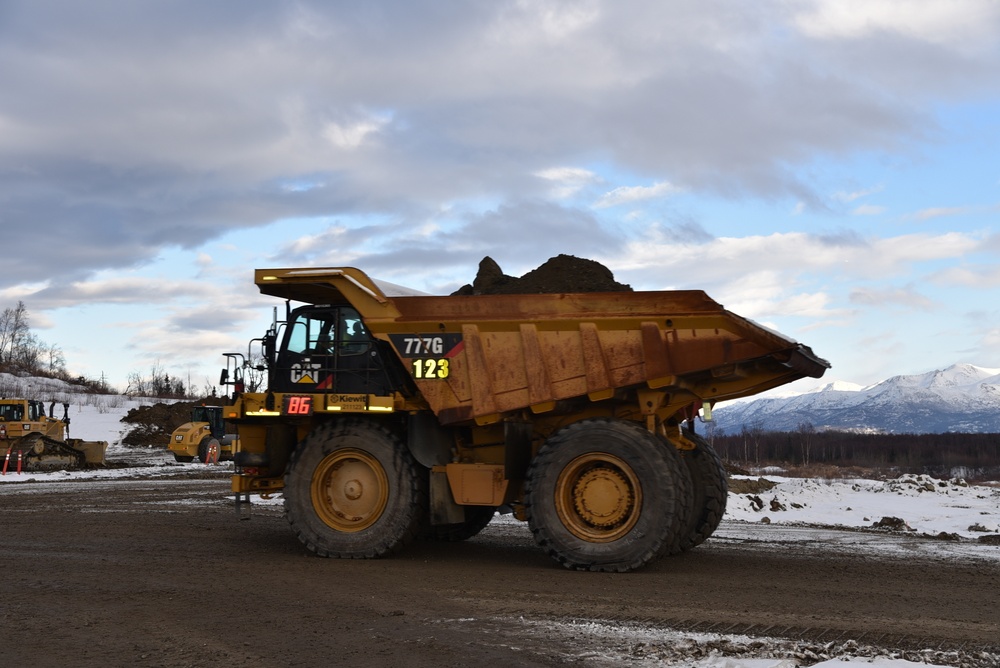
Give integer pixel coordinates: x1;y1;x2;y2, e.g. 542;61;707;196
2;471;998;667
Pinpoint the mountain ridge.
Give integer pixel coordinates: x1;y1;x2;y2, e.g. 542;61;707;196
712;363;1000;434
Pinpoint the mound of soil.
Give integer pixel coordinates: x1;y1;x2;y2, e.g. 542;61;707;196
452;255;632;295
119;399;220;447
728;477;778;494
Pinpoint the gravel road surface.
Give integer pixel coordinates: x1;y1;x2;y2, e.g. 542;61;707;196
2;470;998;667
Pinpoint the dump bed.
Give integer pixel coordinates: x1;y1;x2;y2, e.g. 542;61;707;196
256;267;829;424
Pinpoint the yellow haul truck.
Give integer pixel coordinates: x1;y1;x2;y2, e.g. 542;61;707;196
0;398;107;471
222;267;829;572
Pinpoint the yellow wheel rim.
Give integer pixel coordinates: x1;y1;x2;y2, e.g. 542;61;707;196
554;453;642;542
311;448;388;532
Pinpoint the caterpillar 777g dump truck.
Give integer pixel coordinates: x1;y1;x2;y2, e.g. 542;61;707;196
222;267;829;572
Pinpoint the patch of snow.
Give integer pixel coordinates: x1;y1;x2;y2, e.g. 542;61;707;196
726;473;1000;540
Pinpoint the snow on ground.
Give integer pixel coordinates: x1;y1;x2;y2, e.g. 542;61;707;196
726;474;1000;541
3;391;998;667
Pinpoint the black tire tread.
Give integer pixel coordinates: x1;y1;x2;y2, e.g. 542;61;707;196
675;429;728;552
525;418;691;573
283;419;427;559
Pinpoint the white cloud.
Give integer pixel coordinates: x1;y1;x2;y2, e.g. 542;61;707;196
848;285;935;310
535;167;600;198
24;277;208;310
931;264;1000;288
606;230;983;321
0;282;51;302
792;0;1000;52
279;225;350;258
322;116;389;150
851;204;887;216
594;181;681;209
910;206;970;220
491;0;601;44
979;326;1000;348
834;184;884;202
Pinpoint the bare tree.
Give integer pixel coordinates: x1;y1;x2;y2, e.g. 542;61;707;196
0;301;30;367
797;420;816;466
45;343;67;375
125;361;190;398
740;420;765;466
125;370;148;397
243;352;267;393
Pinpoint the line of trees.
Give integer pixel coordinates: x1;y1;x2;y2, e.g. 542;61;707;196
124;361;189;399
0;301;70;378
0;301;66;376
0;301;192;397
705;421;1000;479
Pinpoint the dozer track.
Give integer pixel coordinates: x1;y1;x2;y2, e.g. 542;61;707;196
4;433;86;471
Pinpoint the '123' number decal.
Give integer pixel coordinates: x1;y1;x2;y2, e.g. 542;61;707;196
412;358;449;379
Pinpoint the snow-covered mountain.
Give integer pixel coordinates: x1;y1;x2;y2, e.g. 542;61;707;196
712;363;1000;434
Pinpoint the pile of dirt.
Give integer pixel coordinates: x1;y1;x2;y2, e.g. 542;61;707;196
728;477;778;494
119;399;216;447
872;516;914;532
451;255;632;295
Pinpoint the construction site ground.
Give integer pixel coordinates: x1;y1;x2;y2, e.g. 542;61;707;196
2;458;999;668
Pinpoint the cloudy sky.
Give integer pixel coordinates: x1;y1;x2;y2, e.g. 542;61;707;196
2;0;999;395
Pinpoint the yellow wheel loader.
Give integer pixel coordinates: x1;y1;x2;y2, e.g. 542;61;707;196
168;405;239;463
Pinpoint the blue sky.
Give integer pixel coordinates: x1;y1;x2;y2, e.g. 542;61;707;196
1;0;998;395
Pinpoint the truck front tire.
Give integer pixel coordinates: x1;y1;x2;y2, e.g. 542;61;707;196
284;420;427;559
525;419;690;572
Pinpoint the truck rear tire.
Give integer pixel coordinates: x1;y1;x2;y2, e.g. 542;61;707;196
284;420;427;559
676;430;728;552
525;419;690;572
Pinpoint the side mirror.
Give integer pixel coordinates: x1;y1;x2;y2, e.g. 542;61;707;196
219;368;229;385
263;333;276;361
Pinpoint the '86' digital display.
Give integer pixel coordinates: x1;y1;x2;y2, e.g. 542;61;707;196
282;395;314;416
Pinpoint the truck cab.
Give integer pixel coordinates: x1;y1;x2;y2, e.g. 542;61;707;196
267;304;412;396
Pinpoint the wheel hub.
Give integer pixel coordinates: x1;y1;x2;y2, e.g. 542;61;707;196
311;449;389;532
573;467;633;528
343;479;363;501
554;452;643;543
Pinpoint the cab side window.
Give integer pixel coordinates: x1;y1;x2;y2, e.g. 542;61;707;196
0;404;23;421
283;314;339;356
338;312;369;355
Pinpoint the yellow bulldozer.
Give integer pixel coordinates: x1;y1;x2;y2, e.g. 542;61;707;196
0;398;107;471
